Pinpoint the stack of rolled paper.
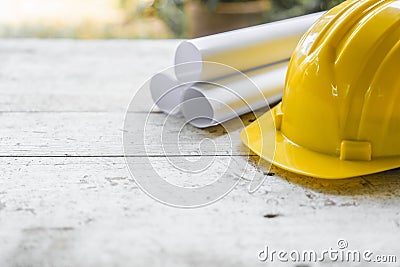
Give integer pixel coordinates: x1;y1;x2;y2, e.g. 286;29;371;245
150;12;323;128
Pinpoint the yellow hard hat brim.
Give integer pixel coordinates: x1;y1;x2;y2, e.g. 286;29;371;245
241;105;400;179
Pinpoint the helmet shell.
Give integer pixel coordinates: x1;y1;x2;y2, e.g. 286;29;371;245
241;0;400;178
282;0;400;159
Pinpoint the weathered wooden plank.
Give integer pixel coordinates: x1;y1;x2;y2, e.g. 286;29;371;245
0;156;399;266
0;39;180;112
0;111;258;156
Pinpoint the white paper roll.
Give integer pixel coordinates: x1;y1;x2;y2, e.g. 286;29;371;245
181;62;288;128
149;72;191;115
175;12;323;82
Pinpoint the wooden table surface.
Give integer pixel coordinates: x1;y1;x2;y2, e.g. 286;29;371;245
1;39;399;267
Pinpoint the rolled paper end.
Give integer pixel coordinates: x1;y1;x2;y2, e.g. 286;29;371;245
150;73;186;115
181;87;216;128
174;41;203;82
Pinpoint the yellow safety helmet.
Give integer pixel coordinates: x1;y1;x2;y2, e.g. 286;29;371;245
241;0;400;179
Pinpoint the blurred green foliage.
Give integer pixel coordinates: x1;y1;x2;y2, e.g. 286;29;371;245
154;0;186;37
201;0;260;13
263;0;345;20
0;0;345;39
155;0;345;37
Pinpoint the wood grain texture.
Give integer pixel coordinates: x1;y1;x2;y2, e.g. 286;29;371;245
0;39;179;112
0;40;399;267
0;112;259;156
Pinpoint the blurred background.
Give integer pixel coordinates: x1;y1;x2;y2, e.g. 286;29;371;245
0;0;345;39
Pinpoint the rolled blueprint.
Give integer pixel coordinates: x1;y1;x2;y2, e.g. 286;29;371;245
150;72;191;115
175;12;323;82
181;62;288;128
